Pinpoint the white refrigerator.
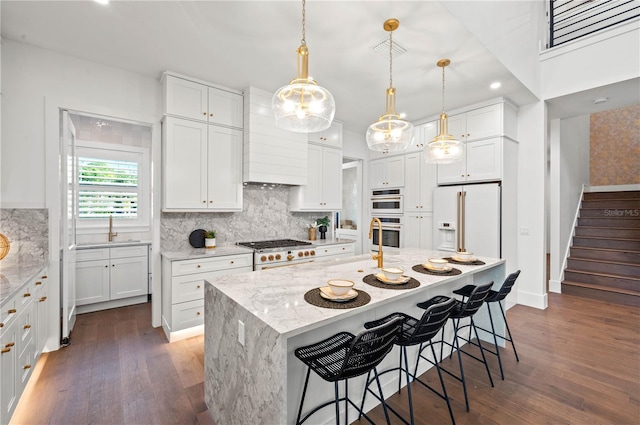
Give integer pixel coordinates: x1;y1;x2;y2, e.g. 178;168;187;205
433;183;501;258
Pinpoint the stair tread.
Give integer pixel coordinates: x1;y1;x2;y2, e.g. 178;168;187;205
573;235;640;242
565;268;640;280
571;246;640;254
568;256;640;267
561;281;640;297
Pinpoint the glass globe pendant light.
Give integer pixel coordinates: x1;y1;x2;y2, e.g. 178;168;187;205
272;0;335;133
366;19;414;153
425;59;463;163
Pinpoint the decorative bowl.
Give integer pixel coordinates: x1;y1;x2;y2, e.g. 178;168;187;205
327;279;355;296
428;258;448;270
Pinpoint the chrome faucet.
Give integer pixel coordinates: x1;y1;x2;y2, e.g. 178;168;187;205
108;215;118;242
369;217;384;268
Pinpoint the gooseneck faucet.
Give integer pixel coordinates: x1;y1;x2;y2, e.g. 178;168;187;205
108;215;118;242
369;217;384;268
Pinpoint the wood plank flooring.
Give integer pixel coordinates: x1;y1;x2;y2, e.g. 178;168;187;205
10;293;640;425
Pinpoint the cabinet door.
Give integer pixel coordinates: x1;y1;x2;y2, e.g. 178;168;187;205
437;143;467;185
419;120;438;149
369;158;387;189
303;144;324;208
466;138;502;182
447;113;467;141
404;152;422;212
0;321;18;425
35;284;48;360
75;259;110;306
403;214;421;249
386;155;405;188
420;162;437;211
321;147;343;209
309;121;343;148
207;126;243;210
110;256;148;300
208;87;243;128
466;104;501;141
163;117;209;209
164;76;208;122
420;213;434;250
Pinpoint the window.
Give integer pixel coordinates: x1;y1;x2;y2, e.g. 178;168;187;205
76;141;149;230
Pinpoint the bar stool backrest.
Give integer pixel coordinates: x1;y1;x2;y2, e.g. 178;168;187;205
409;297;456;345
341;317;403;380
491;270;521;302
455;281;494;318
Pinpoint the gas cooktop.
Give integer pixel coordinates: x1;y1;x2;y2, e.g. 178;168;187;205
237;239;313;251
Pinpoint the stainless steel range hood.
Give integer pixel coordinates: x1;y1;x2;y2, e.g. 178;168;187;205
242;86;308;186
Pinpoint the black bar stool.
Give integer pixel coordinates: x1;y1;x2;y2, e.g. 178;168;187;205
294;317;403;425
358;296;457;425
452;270;521;379
418;281;495;412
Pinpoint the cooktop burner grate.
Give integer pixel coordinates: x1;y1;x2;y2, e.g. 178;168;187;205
237;239;313;250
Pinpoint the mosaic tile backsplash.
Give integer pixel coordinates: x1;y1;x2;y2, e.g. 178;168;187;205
0;209;49;268
161;185;322;251
590;104;640;186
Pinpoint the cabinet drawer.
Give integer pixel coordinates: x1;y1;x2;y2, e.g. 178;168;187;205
171;299;205;332
111;245;148;259
0;297;17;335
171;254;252;276
316;244;355;258
76;248;110;262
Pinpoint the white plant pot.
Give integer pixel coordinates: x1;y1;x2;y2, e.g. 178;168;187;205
205;238;216;249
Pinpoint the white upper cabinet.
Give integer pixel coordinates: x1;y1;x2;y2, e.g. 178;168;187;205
290;144;343;211
308;121;343;148
404;151;437;212
207;126;243;209
164;73;243;129
448;103;502;142
437;138;503;184
370;155;405;189
412;121;438;151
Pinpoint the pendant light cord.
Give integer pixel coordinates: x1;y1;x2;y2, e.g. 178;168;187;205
301;0;306;45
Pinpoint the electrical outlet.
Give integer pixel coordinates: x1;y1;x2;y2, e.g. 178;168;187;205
238;320;245;346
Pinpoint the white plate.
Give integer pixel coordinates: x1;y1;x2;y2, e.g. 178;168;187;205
422;263;453;273
452;256;477;263
375;273;411;285
319;286;358;302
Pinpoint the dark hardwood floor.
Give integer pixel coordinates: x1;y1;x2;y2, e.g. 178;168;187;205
11;293;640;425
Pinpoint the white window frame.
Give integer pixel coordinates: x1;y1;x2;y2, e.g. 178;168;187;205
75;140;150;233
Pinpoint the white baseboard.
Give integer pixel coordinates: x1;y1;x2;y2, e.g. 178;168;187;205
587;184;640;192
517;290;548;309
76;295;148;315
549;279;562;293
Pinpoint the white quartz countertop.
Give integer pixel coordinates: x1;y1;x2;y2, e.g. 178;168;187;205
0;259;49;306
162;245;254;261
205;248;504;338
306;238;355;246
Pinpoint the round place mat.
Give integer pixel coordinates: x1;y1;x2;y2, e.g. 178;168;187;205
304;288;371;309
362;274;420;290
443;257;486;266
412;264;462;276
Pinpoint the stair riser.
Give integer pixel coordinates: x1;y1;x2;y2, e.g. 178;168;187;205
583;191;640;200
567;258;640;278
573;237;640;250
564;271;639;292
581;200;640;209
570;247;640;263
561;283;640;307
575;227;640;238
578;217;640;228
580;208;640;218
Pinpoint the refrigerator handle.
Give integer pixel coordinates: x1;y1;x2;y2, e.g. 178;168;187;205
461;191;466;252
456;191;462;252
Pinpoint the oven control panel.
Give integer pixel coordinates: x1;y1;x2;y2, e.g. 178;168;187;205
259;249;316;263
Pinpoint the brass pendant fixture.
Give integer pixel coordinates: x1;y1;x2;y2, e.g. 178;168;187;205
366;18;414;153
272;0;335;133
425;59;463;164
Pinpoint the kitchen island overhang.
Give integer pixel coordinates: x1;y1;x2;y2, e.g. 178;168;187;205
204;248;506;424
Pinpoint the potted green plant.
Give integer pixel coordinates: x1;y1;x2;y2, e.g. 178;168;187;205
316;216;330;239
204;230;216;249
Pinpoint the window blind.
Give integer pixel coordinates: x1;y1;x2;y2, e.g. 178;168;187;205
78;157;138;218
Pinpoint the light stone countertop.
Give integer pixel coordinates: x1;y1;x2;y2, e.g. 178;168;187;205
205;247;504;338
162;245;254;261
303;237;355;246
0;259;49;306
77;240;152;249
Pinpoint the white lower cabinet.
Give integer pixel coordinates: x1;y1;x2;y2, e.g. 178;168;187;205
161;253;253;342
76;245;149;312
0;267;48;425
315;242;355;260
404;213;434;250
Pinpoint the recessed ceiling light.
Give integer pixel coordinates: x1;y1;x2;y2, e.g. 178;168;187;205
593;97;608;104
399;112;407;119
490;82;501;90
94;0;109;5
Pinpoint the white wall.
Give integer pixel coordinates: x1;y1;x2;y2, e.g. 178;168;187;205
2;40;162;348
549;115;590;292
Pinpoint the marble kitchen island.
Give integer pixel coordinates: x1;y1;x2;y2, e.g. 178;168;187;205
204;248;505;424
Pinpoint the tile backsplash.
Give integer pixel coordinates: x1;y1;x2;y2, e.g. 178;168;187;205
161;185;323;251
0;209;49;268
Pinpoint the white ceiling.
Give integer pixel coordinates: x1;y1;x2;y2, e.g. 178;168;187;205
1;0;545;132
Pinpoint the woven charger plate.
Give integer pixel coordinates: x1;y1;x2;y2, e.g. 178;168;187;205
412;264;462;276
362;274;420;290
304;288;371;309
443;257;486;266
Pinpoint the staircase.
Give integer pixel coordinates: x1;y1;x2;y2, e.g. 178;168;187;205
562;191;640;307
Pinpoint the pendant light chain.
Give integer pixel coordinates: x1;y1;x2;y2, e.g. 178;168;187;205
389;30;393;88
301;0;306;45
441;64;446;114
